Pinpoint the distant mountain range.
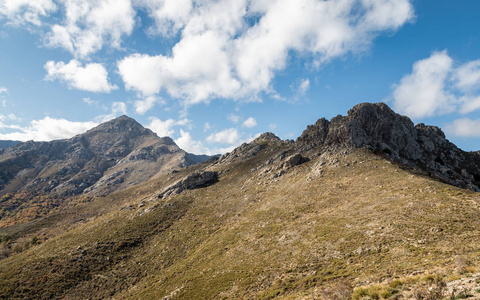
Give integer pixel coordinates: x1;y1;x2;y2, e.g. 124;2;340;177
0;140;20;149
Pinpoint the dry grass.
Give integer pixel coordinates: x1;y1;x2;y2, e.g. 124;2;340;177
1;146;480;299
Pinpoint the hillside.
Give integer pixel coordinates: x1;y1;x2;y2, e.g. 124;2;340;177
0;103;479;299
0;116;209;227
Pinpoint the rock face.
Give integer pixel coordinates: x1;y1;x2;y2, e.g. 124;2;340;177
0;116;209;197
158;171;218;198
296;102;480;191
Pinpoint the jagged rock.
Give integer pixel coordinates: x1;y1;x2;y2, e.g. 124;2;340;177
282;154;309;169
218;133;284;165
255;132;281;143
296;102;480;191
158;171;219;198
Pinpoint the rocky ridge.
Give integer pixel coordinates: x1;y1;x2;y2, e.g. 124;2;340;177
213;103;480;192
0;116;208;198
294;102;480;191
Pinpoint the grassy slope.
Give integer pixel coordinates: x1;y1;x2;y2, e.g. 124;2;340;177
0;145;479;299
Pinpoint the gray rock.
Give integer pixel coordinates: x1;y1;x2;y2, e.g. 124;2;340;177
296;102;480;191
282;154;309;169
158;171;219;198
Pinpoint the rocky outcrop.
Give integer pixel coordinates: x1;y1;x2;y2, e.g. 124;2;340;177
158;171;218;198
296;102;480;191
217;133;287;165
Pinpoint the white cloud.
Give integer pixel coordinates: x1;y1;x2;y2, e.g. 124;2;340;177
0;113;19;123
175;129;237;155
147;117;175;137
0;87;7;107
206;128;241;145
459;96;480;115
227;113;241;124
136;0;193;36
0;102;129;141
392;51;455;118
391;52;480;120
0;117;98;141
453;60;480;92
118;0;414;105
45;59;118;93
298;78;310;95
242;117;257;128
146;117;191;137
445;118;480;138
45;0;135;58
82;97;95;105
203;122;211;132
175;129;210;154
0;0;57;26
118;31;241;103
134;95;164;115
94;102;128;123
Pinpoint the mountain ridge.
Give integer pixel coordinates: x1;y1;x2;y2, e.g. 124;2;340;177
1;102;480;299
0;115;210;227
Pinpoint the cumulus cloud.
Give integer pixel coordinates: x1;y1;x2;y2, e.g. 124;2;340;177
206;128;241;145
0;0;56;26
134;95;164;115
391;52;480;120
44;59;118;93
45;0;135;58
146;117;191;137
0;102;129;141
227;113;241;124
175;129;239;155
0;87;7;94
453;60;480;92
136;0;193;36
242;117;257;128
392;51;455;118
0;117;98;141
147;117;175;137
118;0;414;104
175;129;211;154
445;118;480;138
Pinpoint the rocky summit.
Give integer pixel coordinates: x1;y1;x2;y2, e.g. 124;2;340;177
297;102;480;191
0;116;209;226
1;103;480;300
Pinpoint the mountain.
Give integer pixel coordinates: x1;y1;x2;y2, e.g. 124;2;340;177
0;140;20;149
0;103;479;299
0;115;209;226
296;102;480;191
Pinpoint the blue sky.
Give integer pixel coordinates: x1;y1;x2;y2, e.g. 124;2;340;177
1;0;480;154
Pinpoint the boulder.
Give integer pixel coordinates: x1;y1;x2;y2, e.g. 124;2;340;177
159;171;218;198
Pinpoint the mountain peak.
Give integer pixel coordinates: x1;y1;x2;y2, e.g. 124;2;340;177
77;115;158;144
296;101;480;191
